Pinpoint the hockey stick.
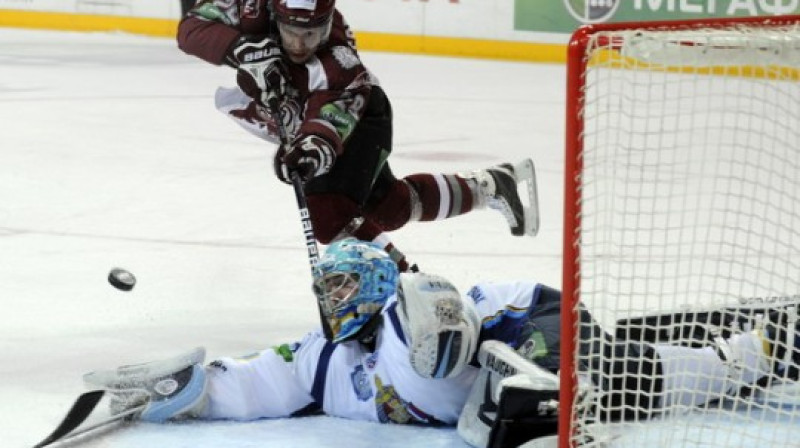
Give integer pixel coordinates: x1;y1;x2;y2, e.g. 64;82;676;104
33;390;105;448
267;98;320;271
291;171;320;269
32;390;147;448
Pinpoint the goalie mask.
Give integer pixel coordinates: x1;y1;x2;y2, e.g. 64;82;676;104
312;238;399;343
272;0;335;63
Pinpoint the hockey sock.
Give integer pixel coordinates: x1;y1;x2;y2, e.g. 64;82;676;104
403;173;477;221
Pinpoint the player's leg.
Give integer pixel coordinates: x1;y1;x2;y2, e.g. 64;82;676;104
363;159;539;239
301;86;412;269
459;159;539;236
589;310;779;415
506;288;663;420
763;306;800;380
575;306;665;420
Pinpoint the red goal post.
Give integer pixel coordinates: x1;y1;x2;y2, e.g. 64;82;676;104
562;14;800;448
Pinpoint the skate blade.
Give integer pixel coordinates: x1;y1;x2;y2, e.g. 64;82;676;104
514;158;540;237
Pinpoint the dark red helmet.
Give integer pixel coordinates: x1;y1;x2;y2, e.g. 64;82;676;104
272;0;335;28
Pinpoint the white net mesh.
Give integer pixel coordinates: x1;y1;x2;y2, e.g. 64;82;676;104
570;19;800;447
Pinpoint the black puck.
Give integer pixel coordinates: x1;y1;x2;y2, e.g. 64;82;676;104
108;268;136;291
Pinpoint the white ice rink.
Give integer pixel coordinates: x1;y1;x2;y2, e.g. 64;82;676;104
0;28;565;447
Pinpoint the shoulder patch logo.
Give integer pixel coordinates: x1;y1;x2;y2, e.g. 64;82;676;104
331;46;360;70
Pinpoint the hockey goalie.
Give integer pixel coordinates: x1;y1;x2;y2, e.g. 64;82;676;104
41;240;800;448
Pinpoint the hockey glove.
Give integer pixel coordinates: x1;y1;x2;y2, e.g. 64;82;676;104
274;135;336;184
226;36;288;109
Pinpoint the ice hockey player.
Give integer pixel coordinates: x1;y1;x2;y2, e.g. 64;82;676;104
83;239;799;447
176;0;539;271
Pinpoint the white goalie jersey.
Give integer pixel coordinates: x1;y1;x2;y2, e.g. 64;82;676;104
198;276;553;427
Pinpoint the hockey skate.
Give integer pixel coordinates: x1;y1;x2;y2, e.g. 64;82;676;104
465;158;540;237
83;347;208;422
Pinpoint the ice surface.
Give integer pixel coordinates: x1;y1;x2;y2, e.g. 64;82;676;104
0;28;565;447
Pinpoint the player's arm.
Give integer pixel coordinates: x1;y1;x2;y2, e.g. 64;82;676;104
177;0;245;66
274;50;374;184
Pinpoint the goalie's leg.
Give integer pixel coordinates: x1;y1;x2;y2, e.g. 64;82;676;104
763;305;800;380
83;347;208;422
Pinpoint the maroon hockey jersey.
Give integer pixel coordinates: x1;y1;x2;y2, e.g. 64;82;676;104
177;0;377;156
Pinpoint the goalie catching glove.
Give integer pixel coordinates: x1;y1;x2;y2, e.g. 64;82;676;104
225;36;288;110
274;135;337;183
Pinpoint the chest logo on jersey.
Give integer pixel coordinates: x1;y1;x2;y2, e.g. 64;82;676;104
374;375;441;425
242;0;262;18
350;365;373;402
331;46;360;70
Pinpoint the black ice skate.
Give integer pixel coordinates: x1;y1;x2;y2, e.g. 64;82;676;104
466;158;539;237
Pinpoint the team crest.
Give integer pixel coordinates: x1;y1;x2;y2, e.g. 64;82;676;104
373;375;440;424
331;46;360;70
350;365;373;401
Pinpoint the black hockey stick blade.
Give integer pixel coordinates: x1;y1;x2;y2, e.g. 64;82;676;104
34;390;105;448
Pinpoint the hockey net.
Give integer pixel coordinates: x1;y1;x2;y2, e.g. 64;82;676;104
562;15;800;447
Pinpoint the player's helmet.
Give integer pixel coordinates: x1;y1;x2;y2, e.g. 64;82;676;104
271;0;335;61
312;238;399;343
273;0;335;28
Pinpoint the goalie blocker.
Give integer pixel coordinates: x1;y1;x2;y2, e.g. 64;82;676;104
458;340;560;448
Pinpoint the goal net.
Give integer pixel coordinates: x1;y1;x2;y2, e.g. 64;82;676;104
562;15;800;447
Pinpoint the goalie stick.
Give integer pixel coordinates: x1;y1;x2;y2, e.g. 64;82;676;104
36;347;203;447
32;390;148;448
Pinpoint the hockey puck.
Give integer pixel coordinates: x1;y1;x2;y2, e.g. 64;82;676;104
108;268;136;291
